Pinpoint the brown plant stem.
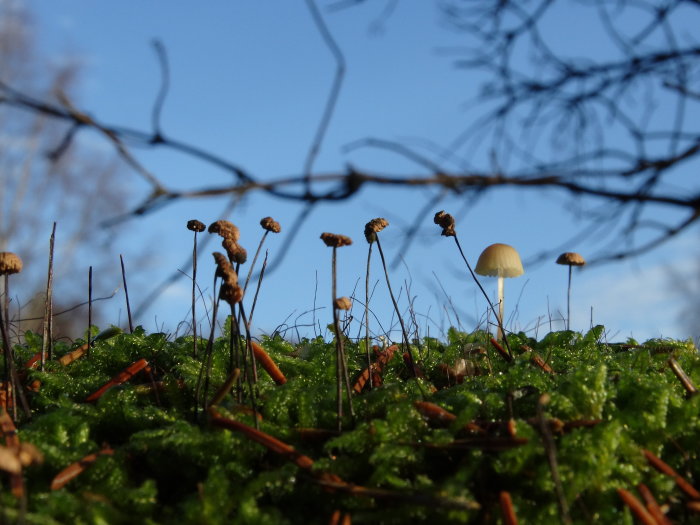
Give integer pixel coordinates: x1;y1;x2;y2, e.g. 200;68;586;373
120;254;134;333
246;250;268;329
41;222;57;370
537;394;571;524
637;483;672;525
374;236;416;376
499;491;519;525
243;231;269;295
668;357;698;396
364;244;373;389
616;489;656;525
330;246;354;432
87;266;92;358
191;230;200;357
237;303;260;429
2;275;8;354
195;274;219;418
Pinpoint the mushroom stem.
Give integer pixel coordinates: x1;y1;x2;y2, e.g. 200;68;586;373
566;265;572;330
497;276;504;341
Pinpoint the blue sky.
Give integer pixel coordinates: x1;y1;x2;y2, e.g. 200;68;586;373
26;1;699;343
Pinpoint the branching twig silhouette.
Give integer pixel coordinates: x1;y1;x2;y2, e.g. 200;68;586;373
0;0;698;318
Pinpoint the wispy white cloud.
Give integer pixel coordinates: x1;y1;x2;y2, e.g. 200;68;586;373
572;255;694;342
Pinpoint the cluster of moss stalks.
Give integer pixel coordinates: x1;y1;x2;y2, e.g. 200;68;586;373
0;322;698;524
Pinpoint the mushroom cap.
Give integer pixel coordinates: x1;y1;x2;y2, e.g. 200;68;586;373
0;252;23;275
474;244;524;278
556;252;586;266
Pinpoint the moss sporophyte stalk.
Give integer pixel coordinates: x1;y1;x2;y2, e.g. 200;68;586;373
0;323;696;523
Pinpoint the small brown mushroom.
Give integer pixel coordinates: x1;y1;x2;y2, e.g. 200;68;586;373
475;244;524;340
556;252;586;330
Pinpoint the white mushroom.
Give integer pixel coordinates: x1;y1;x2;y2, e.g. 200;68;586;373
475;244;524;340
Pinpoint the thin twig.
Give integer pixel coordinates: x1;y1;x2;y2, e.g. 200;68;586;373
302;0;346;195
120;254;134;333
41;222;57;370
150;40;169;139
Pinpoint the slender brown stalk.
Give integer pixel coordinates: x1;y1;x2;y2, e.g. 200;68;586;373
243;231;269;295
637;484;672;525
537;394;571;524
0;304;13;415
41;222;57;370
668;358;698;396
616;489;656;525
195;273;219;419
208;368;241;407
0;306;30;420
120;254;134;333
500;491;519;525
201;290;219;410
87;266;92;358
330;246;354;431
331;247;343;431
228;304;236;375
192;231;200;357
237;303;260;429
247;251;268;328
374;236;416;376
364;243;373;389
186;220;206;358
2;275;8;351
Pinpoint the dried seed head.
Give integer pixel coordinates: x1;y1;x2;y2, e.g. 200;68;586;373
220;282;244;305
433;211;456;237
334;296;352;310
260;217;281;233
208;220;240;241
222;238;248;265
320;232;353;248
0;252;22;275
186;219;206;233
364;218;389;243
212;252;238;285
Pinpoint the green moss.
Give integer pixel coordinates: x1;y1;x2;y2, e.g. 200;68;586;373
3;326;699;523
